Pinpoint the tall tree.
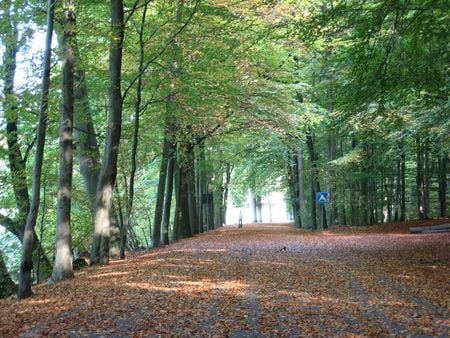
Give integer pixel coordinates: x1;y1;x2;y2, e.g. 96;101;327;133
121;3;148;258
50;0;76;283
18;0;56;298
0;0;52;276
91;0;125;265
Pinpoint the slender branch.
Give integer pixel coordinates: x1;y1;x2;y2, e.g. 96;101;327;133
122;0;200;101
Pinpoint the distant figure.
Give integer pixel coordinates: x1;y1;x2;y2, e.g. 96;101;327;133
238;210;243;228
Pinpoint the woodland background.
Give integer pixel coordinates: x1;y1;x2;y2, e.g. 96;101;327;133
0;0;448;298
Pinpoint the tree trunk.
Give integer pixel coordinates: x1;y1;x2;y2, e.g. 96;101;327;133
297;148;307;227
438;150;447;217
400;152;406;221
187;145;199;234
74;68;100;206
416;137;425;219
207;191;215;230
306;133;318;229
256;195;263;223
2;0;30;225
18;0;55;299
285;150;301;228
174;157;192;240
161;151;175;245
251;193;258;223
360;144;369;226
0;252;15;299
73;53;121;257
1;2;52;271
196;145;205;232
423;136;430;218
153;138;169;248
120;4;148;259
50;0;76;283
92;0;124;265
327;134;338;226
222;164;233;225
394;158;401;221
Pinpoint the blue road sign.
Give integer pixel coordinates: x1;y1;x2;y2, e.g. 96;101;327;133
316;192;329;204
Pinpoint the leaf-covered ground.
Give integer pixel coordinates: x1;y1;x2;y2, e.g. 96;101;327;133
1;219;449;337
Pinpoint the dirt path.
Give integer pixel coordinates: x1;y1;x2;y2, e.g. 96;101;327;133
1;222;449;337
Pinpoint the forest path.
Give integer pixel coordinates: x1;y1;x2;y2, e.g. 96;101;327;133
2;220;449;337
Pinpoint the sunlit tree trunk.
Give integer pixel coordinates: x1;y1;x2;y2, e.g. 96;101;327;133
92;0;124;265
222;163;233;225
18;0;56;298
50;0;76;282
161;148;175;245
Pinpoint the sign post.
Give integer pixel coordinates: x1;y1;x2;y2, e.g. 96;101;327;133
316;192;329;230
316;192;329;205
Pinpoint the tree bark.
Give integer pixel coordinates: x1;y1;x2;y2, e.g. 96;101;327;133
50;0;76;283
0;252;15;299
186;145;199;234
18;0;55;299
298;147;307;227
306;133;318;229
285;150;301;228
74;68;100;206
174;156;192;240
2;1;30;224
120;3;148;258
251;193;258;223
161;149;175;245
438;150;447;217
423;136;430;219
416;136;425;219
92;0;124;265
400;152;406;221
394;158;401;221
222;163;233;225
153;136;170;247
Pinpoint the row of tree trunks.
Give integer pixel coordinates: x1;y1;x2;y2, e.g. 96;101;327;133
153;129;231;244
